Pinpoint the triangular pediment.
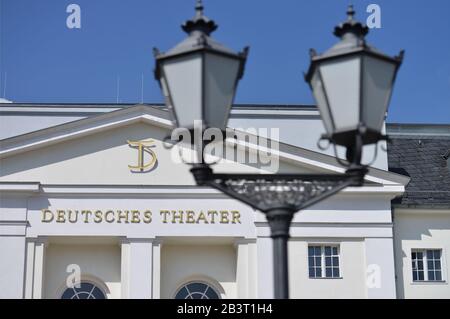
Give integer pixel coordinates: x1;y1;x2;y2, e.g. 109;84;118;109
0;105;409;188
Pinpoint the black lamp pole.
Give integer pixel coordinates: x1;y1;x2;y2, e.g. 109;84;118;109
267;208;293;299
190;148;367;299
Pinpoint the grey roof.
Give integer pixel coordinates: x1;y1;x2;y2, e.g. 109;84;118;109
387;125;450;208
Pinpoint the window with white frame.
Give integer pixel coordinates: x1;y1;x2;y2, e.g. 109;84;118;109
174;282;220;299
411;249;443;282
308;245;340;278
61;281;107;299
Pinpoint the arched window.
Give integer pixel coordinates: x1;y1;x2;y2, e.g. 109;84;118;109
174;281;220;299
61;281;107;299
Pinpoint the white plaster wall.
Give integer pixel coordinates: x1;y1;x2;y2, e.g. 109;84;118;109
44;243;121;299
288;239;367;298
0;123;194;185
0;115;85;140
229;117;388;170
0;122;316;185
160;244;237;299
0;236;26;298
0;196;27;298
0;106;388;171
394;210;450;299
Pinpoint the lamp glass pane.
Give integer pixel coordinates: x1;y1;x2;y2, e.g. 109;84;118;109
204;52;240;130
362;55;397;132
162;53;202;128
310;70;333;134
319;56;361;132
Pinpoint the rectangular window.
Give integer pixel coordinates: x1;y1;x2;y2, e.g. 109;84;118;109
411;249;443;282
308;245;340;278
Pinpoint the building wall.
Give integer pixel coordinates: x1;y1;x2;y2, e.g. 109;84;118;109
0;122;312;185
0;104;406;299
394;210;450;298
160;244;237;299
288;239;366;298
0;236;26;298
0;104;388;170
44;243;121;299
0;196;27;299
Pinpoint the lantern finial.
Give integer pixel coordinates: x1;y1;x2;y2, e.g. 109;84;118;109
346;4;355;21
182;0;218;36
334;5;368;39
195;0;204;17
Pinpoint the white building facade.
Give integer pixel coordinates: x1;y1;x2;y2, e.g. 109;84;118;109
0;103;448;299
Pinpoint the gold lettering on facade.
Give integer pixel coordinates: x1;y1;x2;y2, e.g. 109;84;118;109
143;210;152;223
207;210;218;223
231;210;241;224
220;211;230;224
117;210;129;223
171;210;184;224
81;210;92;223
56;210;66;223
40;209;240;225
67;210;79;223
186;210;196;224
196;211;208;224
104;210;115;223
131;210;141;223
127;140;157;172
160;210;170;223
42;209;54;223
94;210;103;223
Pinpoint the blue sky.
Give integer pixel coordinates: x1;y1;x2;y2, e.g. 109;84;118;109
0;0;449;124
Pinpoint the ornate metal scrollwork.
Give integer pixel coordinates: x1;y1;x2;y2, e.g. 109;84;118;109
216;177;349;212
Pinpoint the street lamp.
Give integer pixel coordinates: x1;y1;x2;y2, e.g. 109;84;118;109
305;5;404;160
154;2;403;299
154;0;248;132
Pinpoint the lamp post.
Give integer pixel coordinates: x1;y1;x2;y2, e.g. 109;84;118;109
154;2;403;299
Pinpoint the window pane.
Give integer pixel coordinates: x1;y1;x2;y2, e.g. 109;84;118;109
417;261;423;270
61;282;106;299
436;271;442;281
428;271;435;281
333;257;339;266
427;250;434;260
175;287;189;299
413;272;417;281
309;245;340;279
176;282;219;299
91;287;105;299
315;268;321;277
188;283;207;294
434;250;441;259
435;260;441;271
61;288;75;299
314;247;321;255
428;260;434;271
205;288;219;299
190;292;204;299
315;257;321;265
333;268;340;278
418;271;424;281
